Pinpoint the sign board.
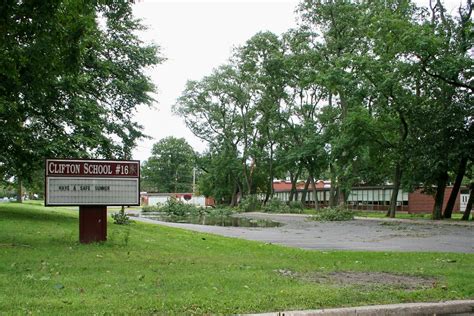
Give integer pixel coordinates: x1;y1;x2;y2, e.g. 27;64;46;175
45;159;140;206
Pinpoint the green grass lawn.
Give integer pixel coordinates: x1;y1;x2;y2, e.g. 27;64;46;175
1;202;473;314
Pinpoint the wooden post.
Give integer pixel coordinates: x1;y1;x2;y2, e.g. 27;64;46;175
79;206;107;243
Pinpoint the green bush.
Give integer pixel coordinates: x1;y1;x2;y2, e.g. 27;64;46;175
312;207;354;221
111;212;130;225
187;204;208;217
160;197;199;216
263;198;289;213
142;205;161;212
143;198;209;217
239;195;261;212
207;206;235;217
288;201;304;213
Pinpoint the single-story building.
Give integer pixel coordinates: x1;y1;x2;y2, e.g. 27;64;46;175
141;192;215;207
272;184;470;214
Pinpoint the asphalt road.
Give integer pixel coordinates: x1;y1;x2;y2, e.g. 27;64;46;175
132;212;474;253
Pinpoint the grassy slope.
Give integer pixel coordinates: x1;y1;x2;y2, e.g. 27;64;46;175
0;202;473;314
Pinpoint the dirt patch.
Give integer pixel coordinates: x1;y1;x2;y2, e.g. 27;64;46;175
276;269;437;290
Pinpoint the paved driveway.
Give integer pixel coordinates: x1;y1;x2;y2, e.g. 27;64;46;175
133;212;474;253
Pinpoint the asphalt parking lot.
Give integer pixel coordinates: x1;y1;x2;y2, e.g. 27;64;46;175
134;212;474;253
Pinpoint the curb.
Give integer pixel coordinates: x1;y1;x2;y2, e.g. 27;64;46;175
246;300;474;316
236;212;473;226
354;216;474;226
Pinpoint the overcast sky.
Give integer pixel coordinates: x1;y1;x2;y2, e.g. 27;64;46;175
131;0;461;162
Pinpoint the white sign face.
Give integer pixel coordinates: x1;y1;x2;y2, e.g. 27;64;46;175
46;178;139;206
45;159;140;206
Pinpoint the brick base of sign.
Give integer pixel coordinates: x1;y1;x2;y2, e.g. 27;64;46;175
79;206;107;243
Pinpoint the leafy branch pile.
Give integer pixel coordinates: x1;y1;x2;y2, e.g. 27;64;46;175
312;207;354;222
263;199;304;214
142;198;235;218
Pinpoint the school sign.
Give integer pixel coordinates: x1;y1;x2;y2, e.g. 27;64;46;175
45;159;140;206
45;158;140;243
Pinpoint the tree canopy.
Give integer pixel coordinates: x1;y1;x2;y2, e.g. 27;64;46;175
141;137;196;193
174;0;473;219
0;0;162;197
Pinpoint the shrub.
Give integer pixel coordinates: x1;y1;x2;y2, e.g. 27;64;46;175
111;212;130;225
263;198;289;213
160;197;196;216
288;201;304;213
207;206;235;217
239;195;261;212
143;198;208;216
187;205;208;217
312;206;354;221
142;205;161;212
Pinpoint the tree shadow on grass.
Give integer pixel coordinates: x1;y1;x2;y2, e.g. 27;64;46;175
0;204;131;248
0;205;77;225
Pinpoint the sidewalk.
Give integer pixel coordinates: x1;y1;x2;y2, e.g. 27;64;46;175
247;300;474;316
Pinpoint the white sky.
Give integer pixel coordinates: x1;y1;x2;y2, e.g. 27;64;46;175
131;0;461;162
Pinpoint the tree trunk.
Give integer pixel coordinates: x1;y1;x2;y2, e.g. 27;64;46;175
386;112;408;217
289;172;295;202
387;163;402;218
243;162;251;196
288;167;302;202
246;157;257;195
461;183;473;221
16;176;23;203
230;182;239;207
444;157;468;218
337;184;346;206
263;183;271;205
432;171;448;220
264;145;274;205
300;177;311;205
293;170;300;202
310;175;319;211
288;172;297;202
329;164;336;207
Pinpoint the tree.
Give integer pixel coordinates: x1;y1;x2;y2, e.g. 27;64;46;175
176;32;292;205
0;1;162;201
234;31;289;203
348;0;421;217
296;0;472;219
296;0;378;206
174;0;472;218
195;146;242;206
141;137;196;193
400;0;473;219
174;65;251;203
